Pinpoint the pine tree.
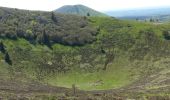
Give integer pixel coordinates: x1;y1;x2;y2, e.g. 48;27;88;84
87;12;90;16
150;18;154;22
42;30;51;48
5;52;12;65
0;42;6;53
51;12;57;23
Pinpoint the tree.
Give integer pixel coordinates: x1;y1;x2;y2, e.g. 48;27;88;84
156;19;159;22
87;12;90;16
5;30;17;40
101;47;106;54
0;42;6;53
149;18;154;22
51;12;57;23
25;29;34;41
42;30;51;48
163;31;170;40
136;18;139;21
5;52;12;65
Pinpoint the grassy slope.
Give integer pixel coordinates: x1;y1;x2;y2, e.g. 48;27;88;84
46;57;135;90
1;14;170;93
0;38;136;90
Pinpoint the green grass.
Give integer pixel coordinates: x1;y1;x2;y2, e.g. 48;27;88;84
45;57;138;90
0;16;170;91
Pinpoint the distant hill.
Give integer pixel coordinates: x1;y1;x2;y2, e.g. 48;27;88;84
54;4;108;17
118;14;170;23
106;7;170;22
106;7;170;17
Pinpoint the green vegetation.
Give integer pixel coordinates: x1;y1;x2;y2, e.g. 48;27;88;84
0;41;5;53
4;52;12;65
46;57;134;90
1;7;170;99
0;7;98;46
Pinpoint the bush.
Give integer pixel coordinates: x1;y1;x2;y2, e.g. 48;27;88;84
163;30;170;40
0;42;6;53
5;52;12;65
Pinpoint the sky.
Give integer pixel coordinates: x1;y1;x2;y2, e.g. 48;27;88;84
0;0;170;12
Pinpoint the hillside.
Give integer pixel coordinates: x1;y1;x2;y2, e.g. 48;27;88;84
1;7;170;99
55;5;107;17
106;7;170;17
107;7;170;22
120;14;170;23
0;7;99;46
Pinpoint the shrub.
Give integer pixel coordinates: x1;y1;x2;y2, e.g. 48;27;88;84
0;42;6;53
163;30;170;40
5;52;12;65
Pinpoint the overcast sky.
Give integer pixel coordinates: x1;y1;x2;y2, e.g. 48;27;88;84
0;0;170;12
